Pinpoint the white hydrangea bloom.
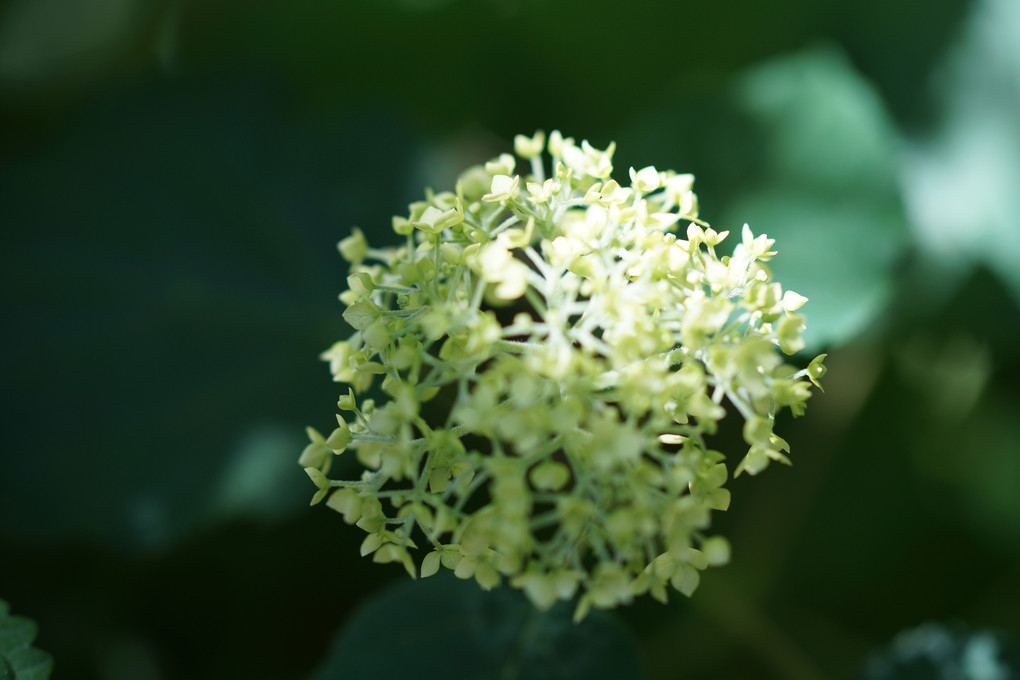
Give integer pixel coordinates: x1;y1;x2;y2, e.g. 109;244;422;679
302;131;827;621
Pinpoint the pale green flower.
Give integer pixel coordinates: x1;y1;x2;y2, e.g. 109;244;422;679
513;131;546;160
304;466;330;506
298;427;331;471
337;227;368;265
412;203;463;234
526;178;557;204
782;290;809;312
341;299;380;331
561;138;615;179
484;153;517;177
481;174;521;203
629;165;662;194
301;131;826;621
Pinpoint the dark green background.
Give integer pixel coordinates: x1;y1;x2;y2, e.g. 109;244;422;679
3;0;1020;678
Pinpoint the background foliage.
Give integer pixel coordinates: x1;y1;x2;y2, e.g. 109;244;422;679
2;0;1019;678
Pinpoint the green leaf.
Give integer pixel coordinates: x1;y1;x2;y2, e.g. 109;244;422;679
5;649;53;680
0;616;35;651
308;573;644;680
899;0;1020;303
0;600;52;680
725;47;909;349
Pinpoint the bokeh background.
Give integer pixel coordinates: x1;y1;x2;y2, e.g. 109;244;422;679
2;0;1019;678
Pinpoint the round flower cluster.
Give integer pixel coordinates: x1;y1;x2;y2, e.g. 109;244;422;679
301;131;826;621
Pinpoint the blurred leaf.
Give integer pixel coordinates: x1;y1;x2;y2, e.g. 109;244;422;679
910;391;1020;550
309;574;644;680
822;0;974;128
900;0;1020;305
736;48;901;195
0;0;147;84
861;623;1020;680
0;600;53;680
895;332;991;422
895;272;1020;553
3;649;53;680
210;424;308;522
0;611;35;650
0;78;420;551
725;47;909;349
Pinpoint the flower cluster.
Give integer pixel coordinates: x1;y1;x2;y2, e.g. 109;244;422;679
301;131;826;621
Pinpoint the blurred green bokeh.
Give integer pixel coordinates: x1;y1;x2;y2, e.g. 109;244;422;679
2;0;1019;678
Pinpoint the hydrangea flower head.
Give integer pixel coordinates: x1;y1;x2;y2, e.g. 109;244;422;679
302;131;826;621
